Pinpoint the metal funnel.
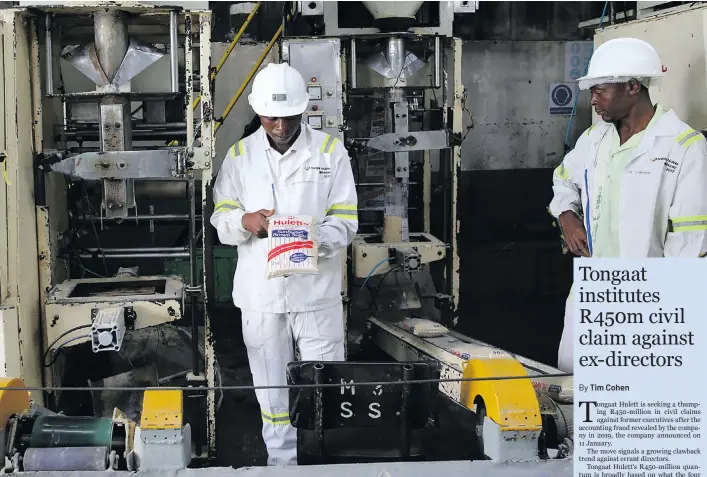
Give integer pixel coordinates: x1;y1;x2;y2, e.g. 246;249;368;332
62;9;164;87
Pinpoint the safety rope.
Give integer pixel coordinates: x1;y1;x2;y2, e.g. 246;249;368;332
0;372;573;392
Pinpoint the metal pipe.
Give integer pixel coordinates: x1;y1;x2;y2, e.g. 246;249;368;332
61;130;186;140
170;10;179;93
45;13;54;95
215;15;290;133
78;252;189;259
65;122;187;130
67;146;167;153
350;38;357;89
188;178;199;376
433;35;441;89
81;214;197;222
23;447;109;472
358;182;419;187
386;37;406;87
83;247;187;253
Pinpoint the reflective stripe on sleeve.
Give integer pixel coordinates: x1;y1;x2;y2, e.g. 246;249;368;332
326;203;357;220
230;140;245;158
554;163;569;180
676;130;704;149
214;199;243;213
319;134;339;154
670;215;707;232
261;410;290;426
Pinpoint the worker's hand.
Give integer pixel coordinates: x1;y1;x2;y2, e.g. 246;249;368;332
559;211;590;257
241;209;275;239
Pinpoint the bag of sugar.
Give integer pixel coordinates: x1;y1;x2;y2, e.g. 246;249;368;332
266;215;319;279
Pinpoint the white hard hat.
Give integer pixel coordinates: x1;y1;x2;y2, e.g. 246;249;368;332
577;37;665;90
248;63;310;117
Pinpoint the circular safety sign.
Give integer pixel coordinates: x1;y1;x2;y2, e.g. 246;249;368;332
551;84;573;107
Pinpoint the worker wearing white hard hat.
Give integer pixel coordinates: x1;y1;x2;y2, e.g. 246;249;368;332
210;62;358;465
549;37;707;372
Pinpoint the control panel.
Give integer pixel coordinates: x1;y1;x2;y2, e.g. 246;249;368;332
282;38;343;140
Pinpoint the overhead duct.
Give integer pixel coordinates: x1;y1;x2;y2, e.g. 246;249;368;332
362;0;424;32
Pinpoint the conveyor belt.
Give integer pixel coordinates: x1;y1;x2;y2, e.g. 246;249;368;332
365;317;573;408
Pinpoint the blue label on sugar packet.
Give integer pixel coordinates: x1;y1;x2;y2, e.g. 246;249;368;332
272;230;309;239
289;252;308;263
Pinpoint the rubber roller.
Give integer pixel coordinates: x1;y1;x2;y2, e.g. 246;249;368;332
536;392;573;448
29;416;115;448
23;447;109;471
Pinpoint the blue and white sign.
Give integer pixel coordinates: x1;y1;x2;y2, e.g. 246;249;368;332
549;83;577;116
564;41;593;82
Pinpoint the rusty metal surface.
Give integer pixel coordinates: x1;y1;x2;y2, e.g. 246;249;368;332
195;11;217;459
44;276;185;348
0;9;45;402
46;275;184;303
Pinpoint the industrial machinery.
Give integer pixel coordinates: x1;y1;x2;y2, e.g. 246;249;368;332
0;0;582;471
281;0;575;463
0;0;217;460
0;377;192;472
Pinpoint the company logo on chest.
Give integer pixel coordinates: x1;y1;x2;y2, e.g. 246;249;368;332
650;156;679;174
304;164;332;179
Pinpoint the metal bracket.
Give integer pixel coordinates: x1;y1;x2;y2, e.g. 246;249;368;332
185;147;212;171
48;147;212;180
367;130;453;153
50;150;181;180
393;102;409;179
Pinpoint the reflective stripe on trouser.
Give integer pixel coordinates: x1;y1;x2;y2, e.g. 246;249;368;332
241;303;345;466
557;283;574;373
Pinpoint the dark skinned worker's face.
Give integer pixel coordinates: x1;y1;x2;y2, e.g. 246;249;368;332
260;115;302;145
589;81;641;122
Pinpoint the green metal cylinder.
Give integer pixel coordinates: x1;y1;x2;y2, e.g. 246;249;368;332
29;416;114;448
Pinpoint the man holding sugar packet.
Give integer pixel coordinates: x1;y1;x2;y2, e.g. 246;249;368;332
548;37;707;373
210;63;358;466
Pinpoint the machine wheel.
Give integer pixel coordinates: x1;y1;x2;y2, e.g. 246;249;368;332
473;397;488;459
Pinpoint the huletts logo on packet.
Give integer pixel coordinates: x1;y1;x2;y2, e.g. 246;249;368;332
266;215;319;279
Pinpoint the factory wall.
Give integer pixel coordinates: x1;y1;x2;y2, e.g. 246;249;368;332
452;39;592;364
461;41;592;171
211;42;279;166
446;2;602;365
453;40;592;366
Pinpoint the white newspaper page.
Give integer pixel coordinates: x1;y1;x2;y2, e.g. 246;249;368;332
573;258;707;477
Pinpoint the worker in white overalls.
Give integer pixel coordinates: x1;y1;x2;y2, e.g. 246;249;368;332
549;37;707;372
210;63;359;465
